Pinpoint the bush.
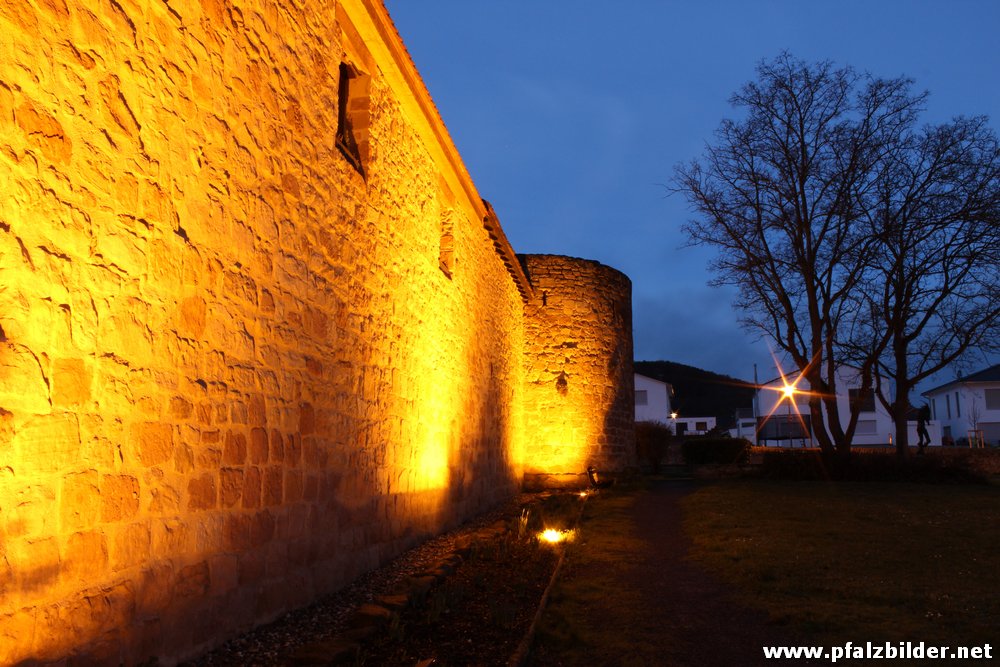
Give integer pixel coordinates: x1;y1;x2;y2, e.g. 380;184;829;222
757;449;828;479
681;437;751;465
756;448;987;483
635;421;673;472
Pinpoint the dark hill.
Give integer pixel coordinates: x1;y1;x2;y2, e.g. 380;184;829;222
635;360;756;430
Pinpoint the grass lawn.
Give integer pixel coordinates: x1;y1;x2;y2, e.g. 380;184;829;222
528;483;661;666
682;480;1000;647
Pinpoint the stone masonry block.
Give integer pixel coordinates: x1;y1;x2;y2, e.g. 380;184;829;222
60;470;100;532
249;427;268;464
169;396;194;419
250;510;276;548
230;399;249;425
15;98;72;164
223;430;247;465
219;467;244;508
248;394;266;426
13;413;81;474
151;518;188;559
5;484;57;538
52;357;92;407
112;521;151;572
187;473;217;511
175;560;210;601
269;429;284;462
196;402;214;425
137;561;175;617
178;296;207;338
100;474;140;522
208;553;239;597
238;550;265;586
0;608;35;666
262;467;282;507
13;536;60;595
299;403;314;435
242;466;262;509
62;530;108;584
284;470;303;503
135;422;173;467
224;513;252;552
285;434;301;465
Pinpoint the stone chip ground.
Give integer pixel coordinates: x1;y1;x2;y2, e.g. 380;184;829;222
190;493;562;666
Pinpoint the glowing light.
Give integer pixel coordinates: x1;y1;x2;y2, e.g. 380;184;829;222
539;528;574;544
759;349;817;420
578;491;589;498
755;350;833;444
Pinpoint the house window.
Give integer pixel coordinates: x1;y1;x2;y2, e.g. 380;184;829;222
986;389;1000;410
955;392;961;418
855;420;877;435
931;398;937;420
946;395;952;419
848;388;875;413
336;62;370;176
695;421;708;431
635;390;648;406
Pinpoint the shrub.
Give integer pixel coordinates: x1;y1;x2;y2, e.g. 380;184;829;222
756;448;987;483
635;421;673;472
757;449;828;480
681;437;751;465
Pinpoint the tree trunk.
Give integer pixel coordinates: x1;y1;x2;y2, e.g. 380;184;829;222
808;397;835;455
894;346;910;456
893;397;911;456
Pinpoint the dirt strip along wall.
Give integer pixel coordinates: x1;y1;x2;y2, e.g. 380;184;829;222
0;1;526;663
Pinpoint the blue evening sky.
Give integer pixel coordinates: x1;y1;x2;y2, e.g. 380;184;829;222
383;1;1000;384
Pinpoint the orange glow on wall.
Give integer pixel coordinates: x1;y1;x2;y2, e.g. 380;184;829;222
0;0;626;663
520;255;636;489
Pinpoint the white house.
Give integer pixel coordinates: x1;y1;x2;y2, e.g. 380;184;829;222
729;408;757;440
673;416;717;436
756;366;938;447
634;373;672;424
923;363;1000;447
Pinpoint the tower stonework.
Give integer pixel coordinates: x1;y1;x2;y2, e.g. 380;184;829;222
520;254;637;490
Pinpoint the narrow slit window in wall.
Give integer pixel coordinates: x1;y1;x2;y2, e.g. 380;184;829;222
439;211;455;277
336;62;370;176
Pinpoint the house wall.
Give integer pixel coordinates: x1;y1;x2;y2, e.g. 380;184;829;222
756;367;918;446
0;1;582;663
520;255;636;489
634;373;670;424
928;384;1000;446
674;417;716;436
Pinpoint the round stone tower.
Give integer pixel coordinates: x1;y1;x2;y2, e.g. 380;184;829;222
519;254;636;489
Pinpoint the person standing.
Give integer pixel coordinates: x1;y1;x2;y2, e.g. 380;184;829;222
916;403;932;452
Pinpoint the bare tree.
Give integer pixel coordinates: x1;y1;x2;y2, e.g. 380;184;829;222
678;54;1000;456
854;116;1000;454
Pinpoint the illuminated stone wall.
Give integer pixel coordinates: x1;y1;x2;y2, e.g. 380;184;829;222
0;0;632;663
0;1;529;663
520;255;636;490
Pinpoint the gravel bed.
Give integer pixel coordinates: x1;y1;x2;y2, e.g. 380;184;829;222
190;494;540;666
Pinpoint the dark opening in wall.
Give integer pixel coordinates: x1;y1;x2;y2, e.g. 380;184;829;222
336;62;370;176
439;211;455;277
